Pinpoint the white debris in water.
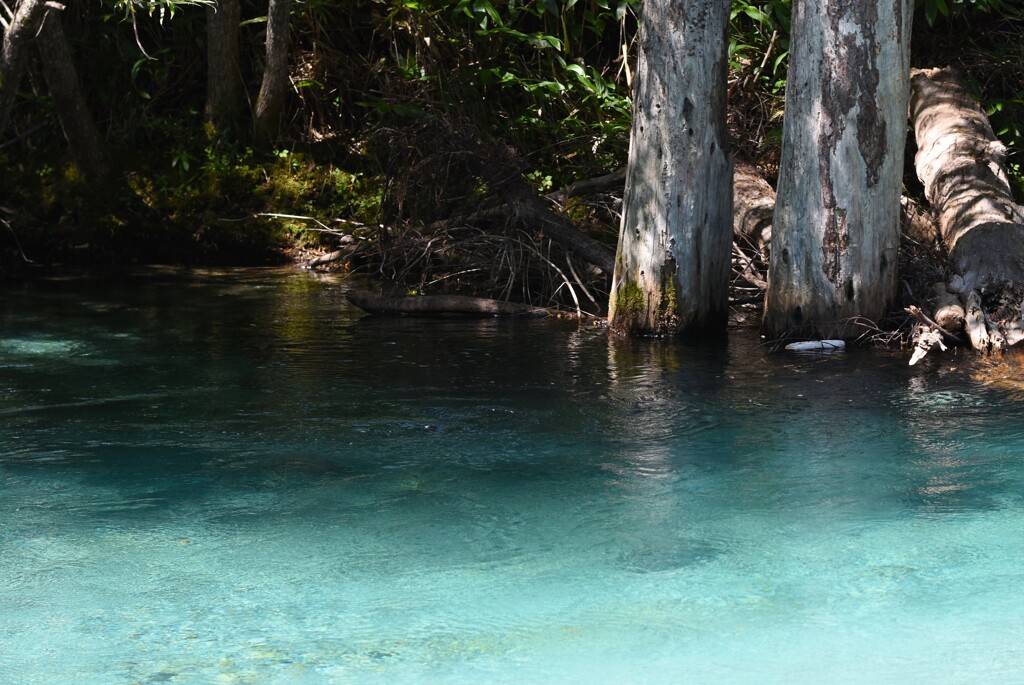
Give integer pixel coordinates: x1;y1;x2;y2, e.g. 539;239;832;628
784;339;846;352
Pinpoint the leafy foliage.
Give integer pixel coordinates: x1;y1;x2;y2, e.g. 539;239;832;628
1;0;1023;273
916;0;1022;27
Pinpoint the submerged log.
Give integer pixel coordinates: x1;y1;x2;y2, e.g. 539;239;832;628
910;67;1024;354
346;290;550;318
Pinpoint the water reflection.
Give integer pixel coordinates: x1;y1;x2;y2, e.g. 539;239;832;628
4;269;1024;683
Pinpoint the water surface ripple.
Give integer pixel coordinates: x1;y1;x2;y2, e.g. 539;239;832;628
2;268;1024;684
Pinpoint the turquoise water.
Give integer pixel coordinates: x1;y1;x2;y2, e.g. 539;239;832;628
2;268;1024;684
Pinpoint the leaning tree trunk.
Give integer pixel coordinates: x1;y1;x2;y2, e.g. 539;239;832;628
763;0;913;340
37;7;108;180
204;0;243;137
910;67;1024;352
608;0;732;337
0;0;47;137
253;0;293;148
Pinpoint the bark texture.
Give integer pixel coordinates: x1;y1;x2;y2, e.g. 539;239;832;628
763;0;913;340
911;66;1024;351
608;0;732;336
37;7;108;180
204;0;243;136
253;0;293;147
0;0;47;137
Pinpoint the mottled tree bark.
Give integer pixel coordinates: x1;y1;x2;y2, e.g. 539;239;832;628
0;0;47;137
608;0;732;337
37;7;108;180
204;0;243;137
763;0;913;340
911;67;1024;351
253;0;293;147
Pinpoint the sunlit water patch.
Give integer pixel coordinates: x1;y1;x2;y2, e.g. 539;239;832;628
2;268;1024;684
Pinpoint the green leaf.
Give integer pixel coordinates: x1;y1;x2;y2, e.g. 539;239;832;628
743;6;772;26
729;42;754;59
474;0;502;26
531;32;562;50
773;50;789;74
526;80;566;95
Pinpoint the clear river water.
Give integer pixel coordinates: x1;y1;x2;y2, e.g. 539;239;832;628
2;268;1024;684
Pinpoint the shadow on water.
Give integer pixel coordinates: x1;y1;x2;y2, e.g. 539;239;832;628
2;269;1024;532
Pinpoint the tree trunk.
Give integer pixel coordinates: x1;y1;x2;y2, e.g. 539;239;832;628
253;0;293;148
204;0;243;137
910;66;1024;351
763;0;913;340
37;7;108;180
608;0;732;337
0;0;47;137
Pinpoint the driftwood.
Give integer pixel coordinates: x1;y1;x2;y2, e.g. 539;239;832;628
906;304;964;365
305;249;348;268
346;290;550;317
910;66;1024;356
303;235;355;268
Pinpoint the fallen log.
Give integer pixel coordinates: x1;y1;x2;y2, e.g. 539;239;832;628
931;282;966;333
346;290;550;318
547;167;627;204
732;159;774;255
304;235;356;268
731;159;775;300
910;66;1024;354
305;249;349;268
